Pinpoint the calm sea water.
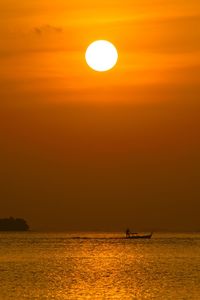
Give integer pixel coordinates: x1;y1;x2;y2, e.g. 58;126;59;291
0;232;200;299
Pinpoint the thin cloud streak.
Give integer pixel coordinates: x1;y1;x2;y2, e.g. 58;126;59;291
33;24;63;35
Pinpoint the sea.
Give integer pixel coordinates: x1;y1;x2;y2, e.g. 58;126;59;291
0;232;199;299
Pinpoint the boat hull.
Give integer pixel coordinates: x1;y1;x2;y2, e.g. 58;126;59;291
126;233;152;239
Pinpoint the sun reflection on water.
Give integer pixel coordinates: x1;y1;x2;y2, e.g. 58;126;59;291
0;232;200;299
48;237;157;299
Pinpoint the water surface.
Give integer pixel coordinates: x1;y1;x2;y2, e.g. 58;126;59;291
0;232;199;299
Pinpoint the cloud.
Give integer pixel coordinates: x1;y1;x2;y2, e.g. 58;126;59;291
34;24;63;35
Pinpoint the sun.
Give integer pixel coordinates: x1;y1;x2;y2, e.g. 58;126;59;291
85;40;118;72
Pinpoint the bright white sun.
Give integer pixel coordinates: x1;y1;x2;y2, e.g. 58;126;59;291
85;40;118;72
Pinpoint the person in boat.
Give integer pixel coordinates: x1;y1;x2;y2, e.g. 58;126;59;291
126;228;131;238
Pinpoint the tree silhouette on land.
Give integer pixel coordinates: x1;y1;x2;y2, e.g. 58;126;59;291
0;217;29;231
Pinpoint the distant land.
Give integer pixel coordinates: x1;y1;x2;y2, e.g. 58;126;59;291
0;217;29;231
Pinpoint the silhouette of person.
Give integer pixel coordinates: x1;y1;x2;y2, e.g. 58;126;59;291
126;228;131;238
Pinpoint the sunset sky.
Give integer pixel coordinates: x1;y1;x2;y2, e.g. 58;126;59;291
1;0;200;231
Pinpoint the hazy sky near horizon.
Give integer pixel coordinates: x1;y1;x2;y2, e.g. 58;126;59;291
0;0;200;231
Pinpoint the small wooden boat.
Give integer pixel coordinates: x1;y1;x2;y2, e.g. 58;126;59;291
125;228;153;239
126;233;153;239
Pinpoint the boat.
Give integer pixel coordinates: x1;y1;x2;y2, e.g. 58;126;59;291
125;228;153;239
126;233;153;239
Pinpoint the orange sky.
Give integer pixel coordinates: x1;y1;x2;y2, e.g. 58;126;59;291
0;0;200;230
1;0;200;101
